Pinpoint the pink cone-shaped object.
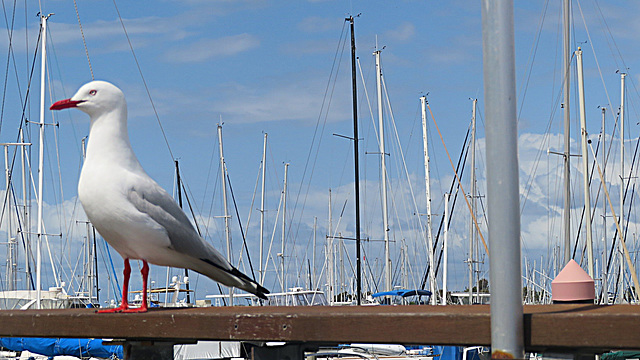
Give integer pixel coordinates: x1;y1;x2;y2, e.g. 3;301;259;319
551;259;595;302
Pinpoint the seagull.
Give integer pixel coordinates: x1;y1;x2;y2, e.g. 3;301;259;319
50;80;269;312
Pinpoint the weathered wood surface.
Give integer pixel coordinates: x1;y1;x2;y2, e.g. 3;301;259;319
0;304;637;352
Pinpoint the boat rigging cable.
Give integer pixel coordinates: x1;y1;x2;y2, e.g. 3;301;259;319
421;125;470;290
72;0;94;80
427;104;489;256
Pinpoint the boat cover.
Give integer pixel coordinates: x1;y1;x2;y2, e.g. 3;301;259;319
0;337;123;359
371;289;432;298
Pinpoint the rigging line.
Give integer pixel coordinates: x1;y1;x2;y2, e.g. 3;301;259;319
226;172;257;281
111;0;174;162
287;20;347;241
72;0;93;80
517;0;550;121
381;73;427;251
576;0;614;120
421;124;470;289
0;0;20;136
588;141;640;301
427;103;488;257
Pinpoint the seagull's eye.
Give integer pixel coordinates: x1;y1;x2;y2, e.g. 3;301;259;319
89;90;97;96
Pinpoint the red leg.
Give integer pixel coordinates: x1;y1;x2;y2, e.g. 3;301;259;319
122;260;149;313
98;259;131;313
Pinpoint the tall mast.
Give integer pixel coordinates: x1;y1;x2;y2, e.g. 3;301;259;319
442;193;449;306
576;48;594;277
347;16;362;305
36;14;52;309
20;129;30;288
174;160;191;304
469;98;478;303
281;163;289;293
4;145;14;290
618;73;626;303
601;107;607;303
420;95;436;305
375;47;391;293
259;133;267;285
328;189;334;304
562;0;572;265
217;124;233;305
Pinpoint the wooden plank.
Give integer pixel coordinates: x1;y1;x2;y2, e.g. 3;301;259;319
0;304;636;352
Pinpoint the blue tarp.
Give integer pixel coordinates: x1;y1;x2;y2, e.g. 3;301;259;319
0;337;123;359
371;289;432;298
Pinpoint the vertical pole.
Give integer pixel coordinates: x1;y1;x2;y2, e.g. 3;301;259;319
442;193;449;306
20;129;29;289
174;160;191;304
618;73;626;303
348;16;362;305
469;99;477;303
481;0;524;357
5;145;13;291
601;107;607;303
562;0;572;266
36;14;49;310
375;48;391;293
313;216;317;288
281;163;289;294
576;48;594;278
217;124;233;305
420;96;437;305
328;189;334;304
259;133;267;285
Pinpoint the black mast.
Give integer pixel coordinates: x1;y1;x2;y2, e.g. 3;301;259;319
175;160;191;304
347;16;362;305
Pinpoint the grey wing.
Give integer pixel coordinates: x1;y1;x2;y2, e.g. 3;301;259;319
127;178;232;271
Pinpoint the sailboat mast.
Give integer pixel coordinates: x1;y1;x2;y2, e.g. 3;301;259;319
347;16;362;305
259;133;267;285
469;98;477;304
375;47;391;293
4;146;14;290
576;48;594;277
174;160;191;304
217;124;233;305
562;0;572;265
618;73;626;303
36;14;51;310
442;193;449;306
601;107;607;303
420;95;436;305
281;163;289;294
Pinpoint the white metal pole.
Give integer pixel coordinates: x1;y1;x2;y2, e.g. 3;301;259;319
281;163;289;294
618;73;626;303
442;193;449;306
576;48;594;278
36;14;50;310
469;99;477;303
375;48;391;293
562;0;572;266
217;124;233;305
482;0;524;357
420;96;437;305
259;133;267;285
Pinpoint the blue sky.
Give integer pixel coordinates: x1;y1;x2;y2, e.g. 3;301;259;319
1;0;640;303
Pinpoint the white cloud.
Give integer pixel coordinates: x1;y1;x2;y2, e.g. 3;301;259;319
384;22;415;43
164;34;260;63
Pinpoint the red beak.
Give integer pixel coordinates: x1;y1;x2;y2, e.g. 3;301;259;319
50;99;85;110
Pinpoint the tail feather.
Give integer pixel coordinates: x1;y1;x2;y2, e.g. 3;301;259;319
200;258;270;300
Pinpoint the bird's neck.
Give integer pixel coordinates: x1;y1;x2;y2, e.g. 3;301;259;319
84;108;142;170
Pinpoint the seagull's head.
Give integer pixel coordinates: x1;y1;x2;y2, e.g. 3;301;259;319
50;80;126;118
